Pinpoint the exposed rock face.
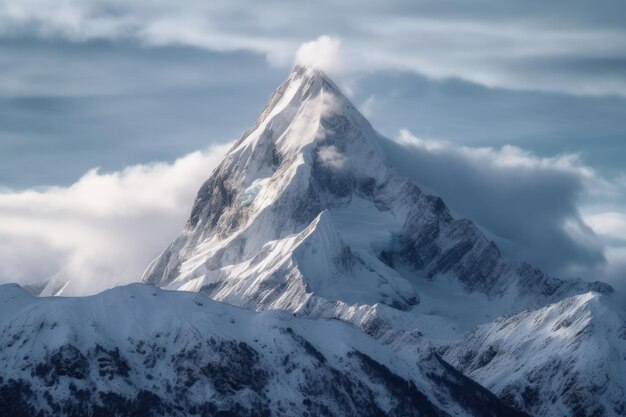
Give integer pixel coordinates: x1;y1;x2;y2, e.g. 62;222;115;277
0;283;528;417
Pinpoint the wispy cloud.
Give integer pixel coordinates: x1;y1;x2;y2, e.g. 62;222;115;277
295;36;345;76
584;212;626;242
1;0;625;96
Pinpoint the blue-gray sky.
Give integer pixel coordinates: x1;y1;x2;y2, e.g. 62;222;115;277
0;0;625;296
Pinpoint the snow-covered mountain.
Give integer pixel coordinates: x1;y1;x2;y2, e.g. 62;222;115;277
444;292;626;417
138;66;624;417
142;65;609;335
9;66;623;417
0;283;528;417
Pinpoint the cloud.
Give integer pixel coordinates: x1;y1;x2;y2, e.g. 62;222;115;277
379;129;608;278
581;205;626;301
0;1;625;96
584;212;626;241
0;143;230;295
317;145;346;169
603;247;626;301
384;130;625;300
295;36;344;75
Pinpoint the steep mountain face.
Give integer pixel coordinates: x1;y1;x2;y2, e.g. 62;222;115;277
444;292;626;417
142;66;609;335
0;283;528;417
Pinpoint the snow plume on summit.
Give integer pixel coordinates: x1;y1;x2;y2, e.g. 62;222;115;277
294;36;345;76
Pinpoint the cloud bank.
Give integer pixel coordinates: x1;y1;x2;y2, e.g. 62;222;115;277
0;144;230;295
379;130;611;279
1;0;625;96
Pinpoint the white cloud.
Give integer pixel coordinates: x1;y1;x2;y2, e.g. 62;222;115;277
0;0;624;96
317;145;346;169
584;212;626;241
380;129;608;278
0;143;230;295
389;130;625;299
394;129;600;180
294;36;344;76
584;210;626;300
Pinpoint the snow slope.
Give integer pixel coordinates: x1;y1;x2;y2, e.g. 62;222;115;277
444;292;626;417
0;283;527;417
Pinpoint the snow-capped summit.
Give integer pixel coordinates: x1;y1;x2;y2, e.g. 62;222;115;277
143;65;609;329
143;65;419;317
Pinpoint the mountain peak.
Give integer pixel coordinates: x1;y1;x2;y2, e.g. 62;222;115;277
290;64;338;88
225;63;382;185
291;64;331;80
143;67;610;337
243;64;347;141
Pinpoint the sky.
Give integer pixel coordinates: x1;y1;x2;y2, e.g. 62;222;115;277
0;0;625;297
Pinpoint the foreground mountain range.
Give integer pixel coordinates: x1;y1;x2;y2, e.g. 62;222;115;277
7;66;625;416
0;283;528;417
